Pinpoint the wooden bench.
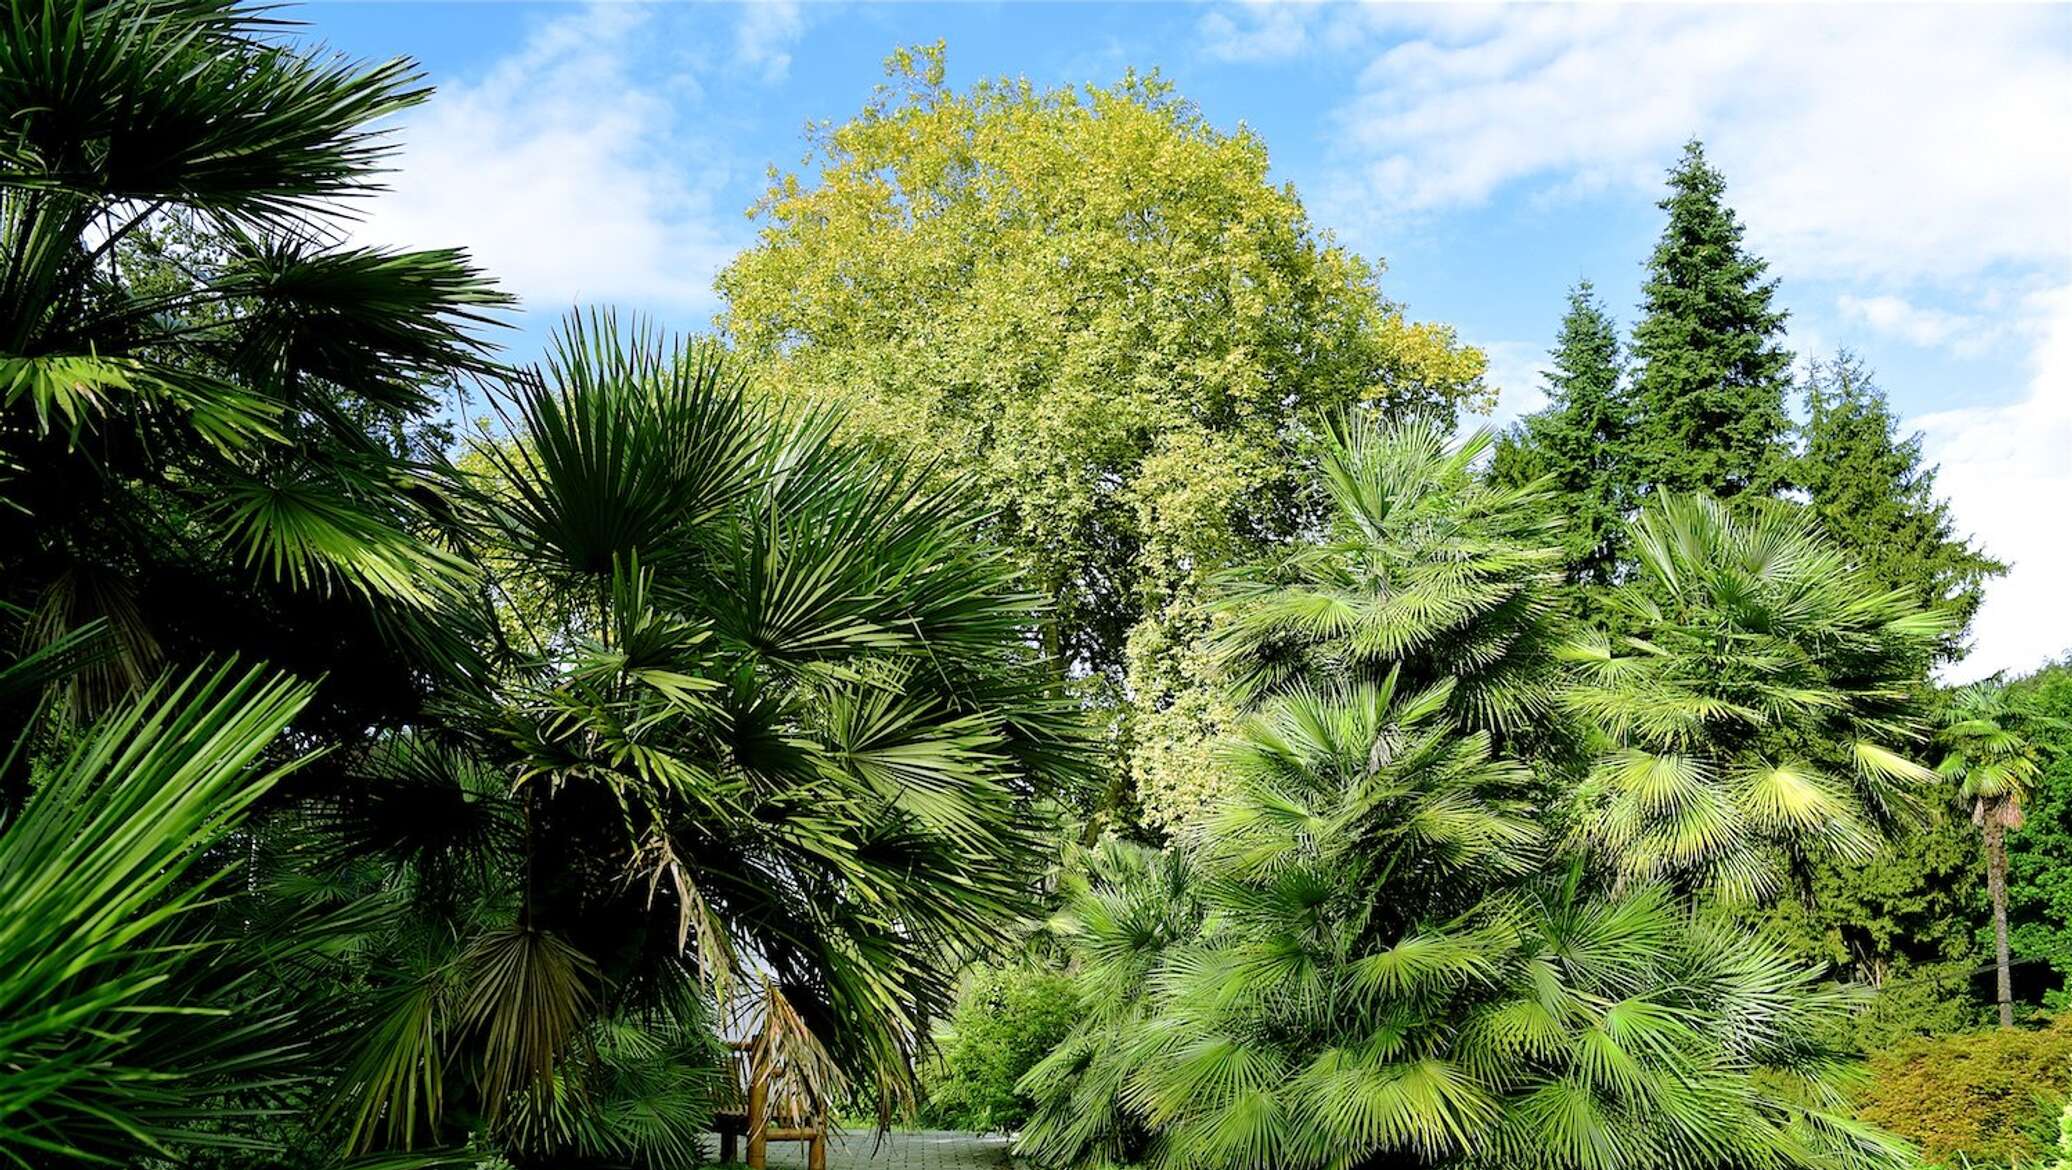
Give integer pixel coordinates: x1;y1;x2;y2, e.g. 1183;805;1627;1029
715;1038;828;1170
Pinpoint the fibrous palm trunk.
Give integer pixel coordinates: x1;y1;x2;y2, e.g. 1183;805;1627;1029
1984;811;2014;1029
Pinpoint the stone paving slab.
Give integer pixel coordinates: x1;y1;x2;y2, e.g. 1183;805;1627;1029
760;1128;1011;1170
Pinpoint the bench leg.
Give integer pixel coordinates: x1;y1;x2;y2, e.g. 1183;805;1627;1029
722;1129;738;1165
809;1117;827;1170
747;1078;768;1170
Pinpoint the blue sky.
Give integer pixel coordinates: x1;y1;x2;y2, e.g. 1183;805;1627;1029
294;1;2071;681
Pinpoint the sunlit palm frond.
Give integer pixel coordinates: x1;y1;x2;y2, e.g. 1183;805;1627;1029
214;471;478;608
1566;494;1945;899
1214;413;1567;738
475;310;763;579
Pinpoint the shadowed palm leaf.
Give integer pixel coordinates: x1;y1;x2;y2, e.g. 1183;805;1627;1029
1;0;509;719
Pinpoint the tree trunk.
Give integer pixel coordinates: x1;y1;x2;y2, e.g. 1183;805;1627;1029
1985;813;2014;1029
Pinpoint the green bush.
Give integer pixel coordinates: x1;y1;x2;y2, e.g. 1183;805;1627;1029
921;965;1080;1134
1857;1016;2072;1166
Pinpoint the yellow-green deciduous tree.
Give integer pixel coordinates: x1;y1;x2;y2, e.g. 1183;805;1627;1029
718;44;1486;826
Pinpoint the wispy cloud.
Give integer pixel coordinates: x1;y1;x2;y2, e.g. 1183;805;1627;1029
1265;5;2072;286
1836;293;1995;356
1918;282;2072;679
1199;0;1318;64
353;4;747;320
735;0;807;84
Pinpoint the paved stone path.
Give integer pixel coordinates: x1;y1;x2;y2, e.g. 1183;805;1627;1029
761;1128;1011;1170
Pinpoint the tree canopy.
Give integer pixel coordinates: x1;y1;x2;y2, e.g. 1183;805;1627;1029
0;8;2055;1168
717;45;1488;824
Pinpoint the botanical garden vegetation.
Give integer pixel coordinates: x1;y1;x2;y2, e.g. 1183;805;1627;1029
1;4;2065;1170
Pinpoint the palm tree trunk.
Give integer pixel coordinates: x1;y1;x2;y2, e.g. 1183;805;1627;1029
1985;814;2014;1029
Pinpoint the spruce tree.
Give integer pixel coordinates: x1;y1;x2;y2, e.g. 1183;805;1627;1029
1629;140;1796;499
1801;350;2004;659
1495;280;1634;590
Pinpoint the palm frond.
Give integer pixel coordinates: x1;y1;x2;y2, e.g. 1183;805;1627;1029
0;660;315;1160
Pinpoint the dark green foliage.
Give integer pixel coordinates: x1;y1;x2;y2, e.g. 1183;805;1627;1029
2008;663;2072;1000
1856;1016;2072;1167
1800;352;2003;660
1493;281;1634;594
1628;141;1796;501
0;663;319;1162
1744;662;2072;1050
1751;819;1988;1048
0;0;511;781
1937;678;2062;1028
921;965;1081;1133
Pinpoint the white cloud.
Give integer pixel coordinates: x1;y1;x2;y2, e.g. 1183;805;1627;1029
1303;5;2072;285
1476;338;1551;431
1836;293;1992;355
735;0;806;83
1200;0;1318;63
1918;283;2072;681
353;4;744;318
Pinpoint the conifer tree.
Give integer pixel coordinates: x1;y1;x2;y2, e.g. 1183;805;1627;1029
1495;280;1634;590
1801;350;2004;659
1629;140;1796;500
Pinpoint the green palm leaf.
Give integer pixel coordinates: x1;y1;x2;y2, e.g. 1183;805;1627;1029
0;660;315;1162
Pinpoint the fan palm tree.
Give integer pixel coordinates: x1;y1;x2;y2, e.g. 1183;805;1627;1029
1022;678;1906;1170
1564;494;1947;902
1935;680;2059;1028
1215;415;1567;738
1018;837;1204;1169
302;312;1089;1158
0;0;508;749
1021;427;1909;1170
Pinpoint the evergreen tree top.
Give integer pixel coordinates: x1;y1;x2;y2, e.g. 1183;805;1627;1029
1800;349;2004;659
1630;138;1796;500
1639;140;1787;339
1535;281;1627;466
1492;279;1633;595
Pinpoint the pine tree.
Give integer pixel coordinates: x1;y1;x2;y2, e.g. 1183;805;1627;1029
1801;350;2004;659
1629;140;1796;500
1495;280;1634;590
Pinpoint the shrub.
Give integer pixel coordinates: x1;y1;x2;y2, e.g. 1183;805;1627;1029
1857;1015;2072;1166
921;965;1080;1134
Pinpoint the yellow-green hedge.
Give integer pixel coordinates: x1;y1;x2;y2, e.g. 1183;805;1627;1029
1858;1016;2072;1166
